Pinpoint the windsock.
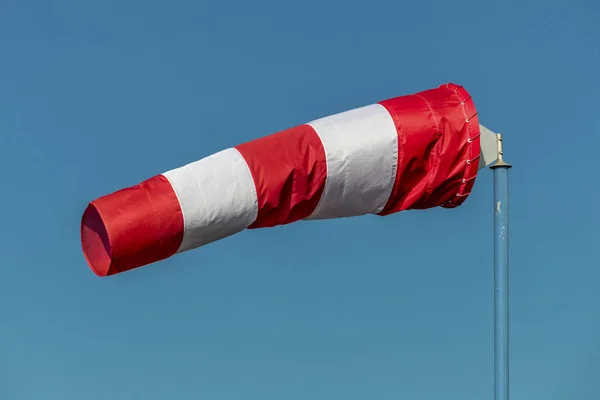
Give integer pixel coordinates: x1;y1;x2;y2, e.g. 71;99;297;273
81;83;481;276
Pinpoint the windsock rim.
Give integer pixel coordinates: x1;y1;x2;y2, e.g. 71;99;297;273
81;203;112;277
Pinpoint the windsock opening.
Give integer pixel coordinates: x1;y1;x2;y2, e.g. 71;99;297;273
81;204;112;277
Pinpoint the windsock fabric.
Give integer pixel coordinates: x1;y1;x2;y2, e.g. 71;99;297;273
81;83;480;276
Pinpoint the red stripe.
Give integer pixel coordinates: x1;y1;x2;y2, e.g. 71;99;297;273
235;125;327;228
378;83;480;214
80;175;184;276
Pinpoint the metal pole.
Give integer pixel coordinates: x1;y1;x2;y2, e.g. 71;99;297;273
490;133;511;400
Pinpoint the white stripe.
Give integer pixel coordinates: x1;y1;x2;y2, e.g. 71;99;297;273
306;103;398;219
163;148;258;253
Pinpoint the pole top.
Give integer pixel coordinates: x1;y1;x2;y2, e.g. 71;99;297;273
489;133;512;169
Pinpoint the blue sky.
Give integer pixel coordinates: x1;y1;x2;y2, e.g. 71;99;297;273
1;0;599;398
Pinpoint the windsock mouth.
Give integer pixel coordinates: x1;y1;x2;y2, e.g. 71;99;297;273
81;203;112;277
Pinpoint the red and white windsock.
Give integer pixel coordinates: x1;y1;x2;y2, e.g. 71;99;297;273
81;83;481;276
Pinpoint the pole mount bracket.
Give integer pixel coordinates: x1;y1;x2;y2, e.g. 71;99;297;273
479;124;512;170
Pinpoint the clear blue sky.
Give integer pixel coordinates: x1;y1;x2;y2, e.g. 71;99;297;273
1;0;599;398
